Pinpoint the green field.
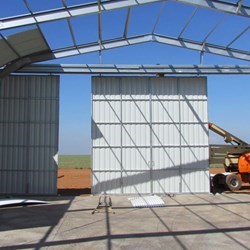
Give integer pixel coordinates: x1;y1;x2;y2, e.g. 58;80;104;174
210;163;224;168
58;155;222;169
58;155;91;169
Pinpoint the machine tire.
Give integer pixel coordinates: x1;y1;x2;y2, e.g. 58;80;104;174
225;174;242;191
212;174;226;189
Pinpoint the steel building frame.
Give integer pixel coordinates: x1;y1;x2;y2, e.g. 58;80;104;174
0;0;249;76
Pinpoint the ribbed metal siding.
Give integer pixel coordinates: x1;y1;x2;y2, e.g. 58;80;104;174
0;75;59;195
92;77;209;194
179;78;209;193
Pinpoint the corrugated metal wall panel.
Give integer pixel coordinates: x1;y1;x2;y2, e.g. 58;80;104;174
122;148;150;171
0;75;59;195
122;171;151;194
181;170;210;193
122;124;150;146
151;77;178;99
121;77;149;100
92;76;209;194
152;148;180;169
152;124;180;146
92;77;120;100
92;171;122;194
180;100;208;123
152;101;179;122
93;148;121;171
181;124;208;146
93;101;120;123
122;101;150;123
92;77;122;194
0;170;26;193
92;124;121;147
179;78;207;100
181;147;209;168
153;170;180;193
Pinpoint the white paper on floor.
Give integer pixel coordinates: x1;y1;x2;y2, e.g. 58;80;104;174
128;195;165;207
0;199;48;207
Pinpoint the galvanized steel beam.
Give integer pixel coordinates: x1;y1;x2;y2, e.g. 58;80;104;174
53;35;152;58
154;34;250;60
175;0;249;16
0;0;249;31
51;34;250;61
17;64;250;74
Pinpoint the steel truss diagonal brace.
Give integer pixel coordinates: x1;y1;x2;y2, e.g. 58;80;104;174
0;0;249;30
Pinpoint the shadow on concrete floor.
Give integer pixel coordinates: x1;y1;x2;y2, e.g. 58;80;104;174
58;188;91;196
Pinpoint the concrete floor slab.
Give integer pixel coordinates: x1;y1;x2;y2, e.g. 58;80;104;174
0;194;249;249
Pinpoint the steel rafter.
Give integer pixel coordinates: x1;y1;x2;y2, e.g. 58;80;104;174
51;34;250;61
0;0;249;31
17;64;250;74
0;33;249;77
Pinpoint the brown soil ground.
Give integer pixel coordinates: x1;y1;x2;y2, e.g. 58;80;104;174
57;169;91;195
57;167;249;195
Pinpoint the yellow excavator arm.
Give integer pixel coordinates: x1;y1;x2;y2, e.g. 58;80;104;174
208;122;248;146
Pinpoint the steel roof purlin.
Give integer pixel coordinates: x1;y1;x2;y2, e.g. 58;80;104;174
17;64;250;74
0;0;249;32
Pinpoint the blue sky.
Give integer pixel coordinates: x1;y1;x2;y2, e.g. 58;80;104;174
0;0;249;154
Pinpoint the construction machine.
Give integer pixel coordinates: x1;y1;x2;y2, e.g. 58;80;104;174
209;122;250;191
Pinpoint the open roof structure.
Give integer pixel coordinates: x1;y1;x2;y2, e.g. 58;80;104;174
0;0;249;76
